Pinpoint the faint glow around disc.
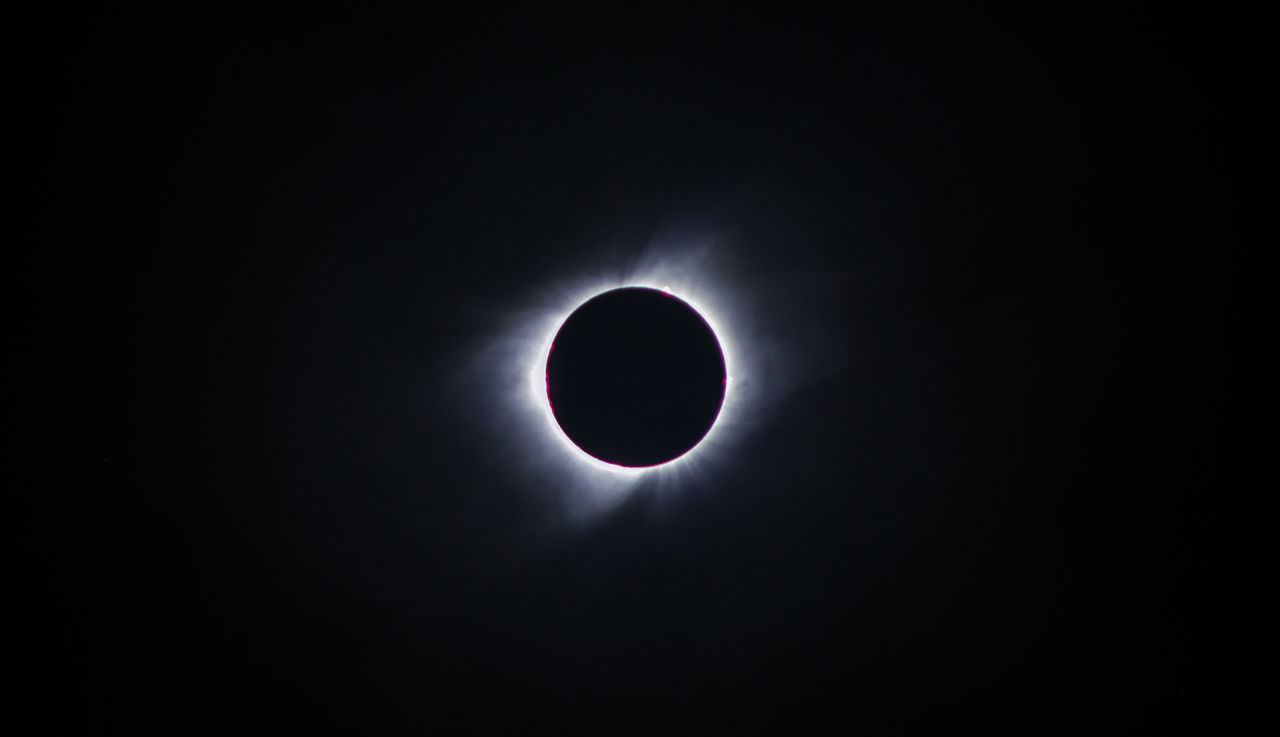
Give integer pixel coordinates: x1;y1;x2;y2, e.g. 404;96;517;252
464;241;778;518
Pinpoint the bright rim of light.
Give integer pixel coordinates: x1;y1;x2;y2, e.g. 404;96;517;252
534;283;733;475
463;242;777;518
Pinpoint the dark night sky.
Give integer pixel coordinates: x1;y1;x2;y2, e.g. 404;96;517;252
27;5;1233;734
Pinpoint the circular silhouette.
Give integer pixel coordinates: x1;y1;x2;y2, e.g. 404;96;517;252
546;287;727;467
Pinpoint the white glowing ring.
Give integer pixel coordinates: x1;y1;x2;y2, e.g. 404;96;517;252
463;243;779;517
534;283;733;474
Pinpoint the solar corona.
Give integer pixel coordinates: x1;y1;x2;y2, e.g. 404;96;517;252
472;251;761;513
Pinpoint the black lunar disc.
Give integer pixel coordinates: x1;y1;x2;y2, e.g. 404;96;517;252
546;287;727;467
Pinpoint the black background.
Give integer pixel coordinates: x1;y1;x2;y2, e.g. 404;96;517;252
28;4;1234;734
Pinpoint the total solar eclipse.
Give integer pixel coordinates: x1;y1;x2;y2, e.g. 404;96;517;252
545;287;728;468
